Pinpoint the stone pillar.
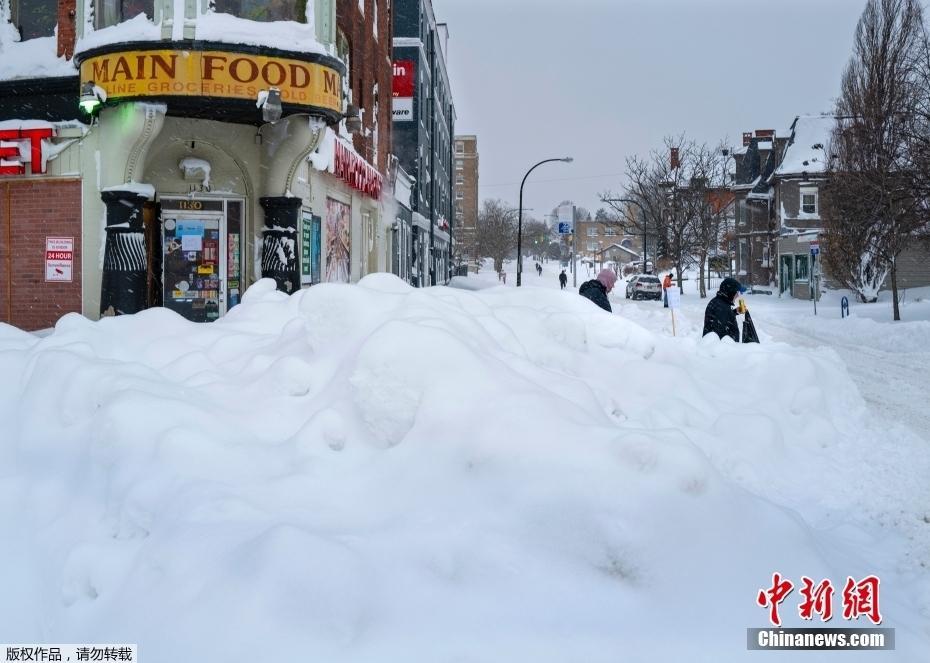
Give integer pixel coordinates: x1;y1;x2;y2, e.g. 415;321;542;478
260;196;302;293
100;190;148;316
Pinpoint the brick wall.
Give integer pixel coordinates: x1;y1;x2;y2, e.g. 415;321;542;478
0;180;82;331
337;0;392;176
57;0;77;59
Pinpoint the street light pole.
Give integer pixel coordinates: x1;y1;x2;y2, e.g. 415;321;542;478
518;157;573;286
602;197;648;274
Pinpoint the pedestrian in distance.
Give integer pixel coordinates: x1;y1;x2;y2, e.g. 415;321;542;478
579;268;617;313
662;273;673;308
559;270;568;290
702;277;747;342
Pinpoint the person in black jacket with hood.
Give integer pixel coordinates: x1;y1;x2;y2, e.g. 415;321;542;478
579;269;617;313
703;277;744;341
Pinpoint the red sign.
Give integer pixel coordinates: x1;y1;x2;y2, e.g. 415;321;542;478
392;60;415;98
0;128;54;175
334;139;383;199
757;573;883;627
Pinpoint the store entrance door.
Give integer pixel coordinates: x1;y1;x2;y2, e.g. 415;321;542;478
161;197;244;322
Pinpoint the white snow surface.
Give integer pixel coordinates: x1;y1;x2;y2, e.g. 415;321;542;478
74;14;161;54
0;34;75;81
194;12;325;55
775;115;836;176
0;275;928;661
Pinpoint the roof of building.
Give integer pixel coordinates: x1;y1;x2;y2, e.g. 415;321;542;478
774;115;836;177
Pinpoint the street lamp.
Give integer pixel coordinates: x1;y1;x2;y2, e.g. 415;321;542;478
517;157;573;286
721;148;736;277
602;197;649;274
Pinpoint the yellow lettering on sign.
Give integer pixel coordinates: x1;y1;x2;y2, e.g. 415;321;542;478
80;49;342;113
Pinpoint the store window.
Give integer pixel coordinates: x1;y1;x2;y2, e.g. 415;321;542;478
794;254;809;281
213;0;304;22
95;0;154;29
11;0;57;39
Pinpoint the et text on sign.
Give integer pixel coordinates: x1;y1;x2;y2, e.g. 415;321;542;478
45;237;74;283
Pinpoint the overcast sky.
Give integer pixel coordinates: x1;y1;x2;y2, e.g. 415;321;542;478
431;0;867;220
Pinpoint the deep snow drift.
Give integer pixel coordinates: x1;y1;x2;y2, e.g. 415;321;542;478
0;276;927;661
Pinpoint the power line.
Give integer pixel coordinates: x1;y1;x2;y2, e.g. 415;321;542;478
479;172;626;189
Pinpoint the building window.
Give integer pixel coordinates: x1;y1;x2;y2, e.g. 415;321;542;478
586;227;597;237
456;174;463;185
794;254;809;281
213;0;303;22
456;160;463;170
604;227;617;236
800;187;818;215
95;0;155;28
455;191;463;199
11;0;57;39
456;142;464;153
587;242;598;251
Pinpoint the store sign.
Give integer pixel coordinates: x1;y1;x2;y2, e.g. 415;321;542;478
45;237;74;282
79;49;342;112
0;127;54;175
392;60;415;122
334;139;383;199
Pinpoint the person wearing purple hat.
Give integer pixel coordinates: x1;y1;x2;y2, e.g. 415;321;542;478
578;268;617;313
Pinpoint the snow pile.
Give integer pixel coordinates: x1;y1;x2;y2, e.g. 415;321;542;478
0;276;927;661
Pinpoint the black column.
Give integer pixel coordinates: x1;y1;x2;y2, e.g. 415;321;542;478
100;190;148;316
260;196;301;293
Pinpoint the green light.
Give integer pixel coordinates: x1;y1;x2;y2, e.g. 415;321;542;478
80;98;101;115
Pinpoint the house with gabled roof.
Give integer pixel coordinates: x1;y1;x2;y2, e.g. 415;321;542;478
771;114;930;299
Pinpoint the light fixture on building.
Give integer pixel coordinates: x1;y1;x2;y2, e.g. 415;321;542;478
259;87;283;123
345;104;362;134
79;81;102;115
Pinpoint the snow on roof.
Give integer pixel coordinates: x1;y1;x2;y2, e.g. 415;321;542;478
0;33;76;81
75;11;327;58
74;14;161;53
775;115;836;177
193;12;326;56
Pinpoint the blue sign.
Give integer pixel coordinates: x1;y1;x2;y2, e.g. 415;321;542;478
810;246;820;256
558;222;572;234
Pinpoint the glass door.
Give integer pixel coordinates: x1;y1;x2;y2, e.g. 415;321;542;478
162;214;226;322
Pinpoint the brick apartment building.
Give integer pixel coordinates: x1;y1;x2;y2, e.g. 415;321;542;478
453;135;478;269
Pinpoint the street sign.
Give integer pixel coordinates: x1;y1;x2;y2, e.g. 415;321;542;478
810;239;820;256
558;222;572;234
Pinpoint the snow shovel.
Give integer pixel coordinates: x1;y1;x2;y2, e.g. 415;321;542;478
742;310;760;344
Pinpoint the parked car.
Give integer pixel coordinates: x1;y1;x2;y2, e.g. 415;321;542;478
625;274;662;300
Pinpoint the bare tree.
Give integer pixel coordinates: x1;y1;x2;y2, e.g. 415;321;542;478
476;199;517;274
824;0;928;318
683;143;731;298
